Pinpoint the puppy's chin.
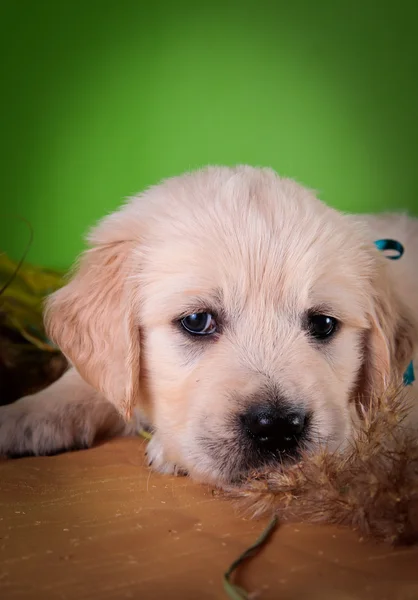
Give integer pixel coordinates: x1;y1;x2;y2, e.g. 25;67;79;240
184;440;307;487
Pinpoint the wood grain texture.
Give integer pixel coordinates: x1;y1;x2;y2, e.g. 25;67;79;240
1;438;417;600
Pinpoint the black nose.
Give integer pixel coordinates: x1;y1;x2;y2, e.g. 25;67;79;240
241;405;307;455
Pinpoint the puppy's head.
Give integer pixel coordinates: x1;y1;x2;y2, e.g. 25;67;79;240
45;166;417;484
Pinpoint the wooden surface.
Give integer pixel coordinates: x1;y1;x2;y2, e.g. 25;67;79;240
1;438;418;600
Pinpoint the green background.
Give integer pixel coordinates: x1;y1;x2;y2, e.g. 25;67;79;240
1;1;418;270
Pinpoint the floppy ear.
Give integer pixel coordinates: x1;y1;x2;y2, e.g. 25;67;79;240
44;238;140;420
357;259;417;404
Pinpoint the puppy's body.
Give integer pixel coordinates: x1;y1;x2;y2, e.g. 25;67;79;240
1;167;417;484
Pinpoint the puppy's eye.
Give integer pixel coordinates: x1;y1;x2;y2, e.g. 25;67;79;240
307;314;338;340
180;312;217;336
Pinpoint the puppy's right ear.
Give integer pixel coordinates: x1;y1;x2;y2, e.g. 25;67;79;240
45;236;140;420
357;252;418;405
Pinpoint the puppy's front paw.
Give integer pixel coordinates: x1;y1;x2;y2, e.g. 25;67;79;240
145;435;187;477
0;399;89;458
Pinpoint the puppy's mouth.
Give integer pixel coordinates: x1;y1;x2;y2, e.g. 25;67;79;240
197;439;305;486
196;411;313;486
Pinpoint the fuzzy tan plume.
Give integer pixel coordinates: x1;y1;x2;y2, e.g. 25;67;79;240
228;388;418;545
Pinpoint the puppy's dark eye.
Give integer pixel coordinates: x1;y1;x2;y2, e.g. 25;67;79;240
307;314;338;340
180;313;217;336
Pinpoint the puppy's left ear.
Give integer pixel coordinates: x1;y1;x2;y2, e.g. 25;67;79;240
360;259;417;401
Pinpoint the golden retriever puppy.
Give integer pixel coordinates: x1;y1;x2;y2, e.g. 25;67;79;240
0;166;417;485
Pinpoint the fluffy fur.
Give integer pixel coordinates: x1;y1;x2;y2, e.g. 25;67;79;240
0;166;417;494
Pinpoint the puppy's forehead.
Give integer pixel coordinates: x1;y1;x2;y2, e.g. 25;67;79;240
138;168;373;321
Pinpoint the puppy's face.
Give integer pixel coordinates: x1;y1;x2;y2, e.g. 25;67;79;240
46;167;416;484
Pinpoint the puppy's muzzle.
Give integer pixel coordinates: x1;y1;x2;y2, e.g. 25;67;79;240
240;403;308;456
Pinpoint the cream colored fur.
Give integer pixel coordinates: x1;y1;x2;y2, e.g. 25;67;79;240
0;166;417;485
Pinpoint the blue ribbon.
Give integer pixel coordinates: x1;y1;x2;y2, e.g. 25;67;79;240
374;238;404;260
374;239;415;386
403;361;415;386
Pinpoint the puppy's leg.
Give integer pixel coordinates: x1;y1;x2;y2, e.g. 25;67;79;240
0;368;136;458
